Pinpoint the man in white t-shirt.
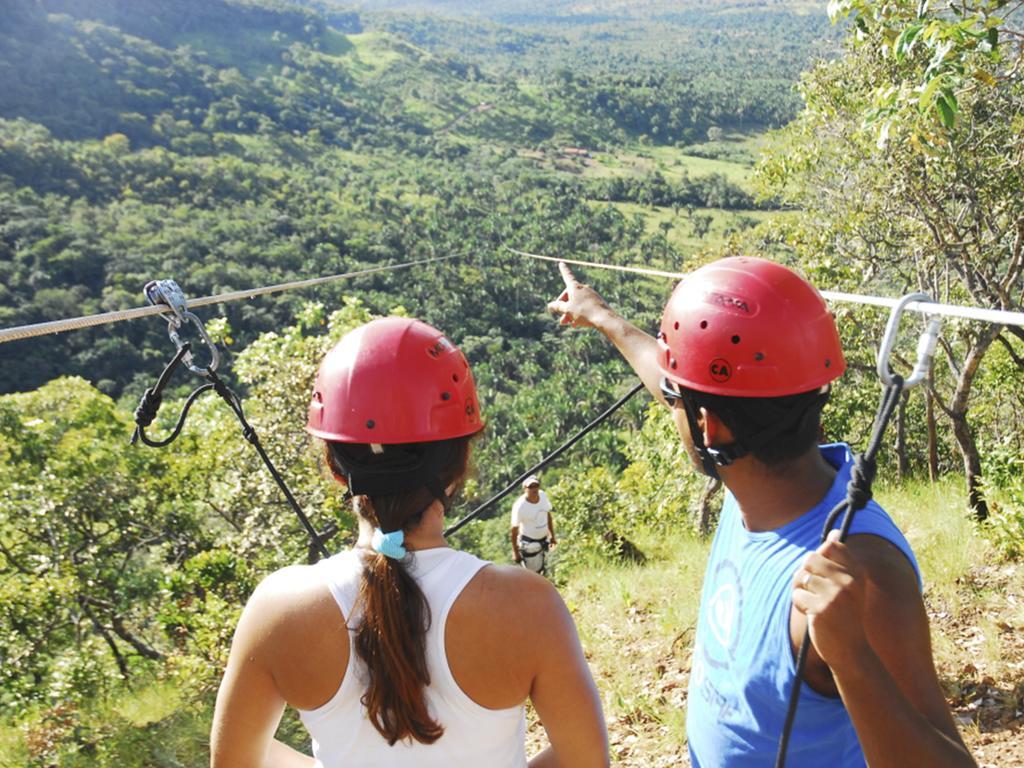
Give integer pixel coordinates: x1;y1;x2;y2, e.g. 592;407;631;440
510;475;557;576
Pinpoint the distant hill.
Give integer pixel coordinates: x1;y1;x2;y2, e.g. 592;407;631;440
345;0;825;20
0;0;814;395
348;0;827;24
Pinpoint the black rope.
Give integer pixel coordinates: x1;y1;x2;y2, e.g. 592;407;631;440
131;343;197;447
204;370;331;561
774;374;905;768
443;381;645;538
130;353;331;561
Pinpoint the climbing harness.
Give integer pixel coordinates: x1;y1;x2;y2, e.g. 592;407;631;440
517;534;550;575
131;281;332;561
443;381;645;537
774;293;942;768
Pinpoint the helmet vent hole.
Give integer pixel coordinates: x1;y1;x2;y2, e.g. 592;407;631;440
441;391;451;401
452;373;459;382
731;335;741;345
670;359;678;369
700;320;708;329
366;419;375;429
825;358;831;368
755;352;765;361
674;321;680;330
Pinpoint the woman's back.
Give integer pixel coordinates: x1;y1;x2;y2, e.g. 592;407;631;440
298;547;526;767
217;542;602;767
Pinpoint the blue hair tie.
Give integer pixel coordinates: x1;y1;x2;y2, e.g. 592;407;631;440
371;527;407;560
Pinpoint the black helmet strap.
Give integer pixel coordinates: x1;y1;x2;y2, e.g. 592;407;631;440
329;440;455;504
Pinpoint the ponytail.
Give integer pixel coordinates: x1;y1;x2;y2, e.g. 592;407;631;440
355;551;442;745
325;438;471;746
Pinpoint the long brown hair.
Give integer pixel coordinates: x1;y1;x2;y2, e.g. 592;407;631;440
325;437;471;745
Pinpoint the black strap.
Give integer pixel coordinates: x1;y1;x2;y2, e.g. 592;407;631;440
682;389;830;475
774;375;905;768
519;535;550;552
204;369;331;561
444;381;645;537
519;534;549;543
131;343;200;447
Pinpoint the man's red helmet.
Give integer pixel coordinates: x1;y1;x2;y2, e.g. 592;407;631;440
657;257;845;398
306;317;483;444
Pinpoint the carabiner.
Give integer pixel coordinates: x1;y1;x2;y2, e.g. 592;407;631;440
876;292;942;390
144;279;220;376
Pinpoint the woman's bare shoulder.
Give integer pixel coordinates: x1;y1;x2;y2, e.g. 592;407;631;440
459;564;571;627
241;564;338;639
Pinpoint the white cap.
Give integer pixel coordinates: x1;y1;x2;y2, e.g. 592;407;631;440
522;475;540;488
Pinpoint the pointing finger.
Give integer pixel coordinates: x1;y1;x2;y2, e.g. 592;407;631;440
558;261;577;288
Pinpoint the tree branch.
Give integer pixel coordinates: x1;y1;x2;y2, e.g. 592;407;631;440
78;596;128;677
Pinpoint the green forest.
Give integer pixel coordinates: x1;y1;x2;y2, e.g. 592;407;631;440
1;0;1023;764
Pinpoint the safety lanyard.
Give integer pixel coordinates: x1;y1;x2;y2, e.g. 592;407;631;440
775;293;941;767
130;280;332;561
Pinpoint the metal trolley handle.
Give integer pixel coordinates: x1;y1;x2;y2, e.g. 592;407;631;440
876;292;942;390
144;279;220;376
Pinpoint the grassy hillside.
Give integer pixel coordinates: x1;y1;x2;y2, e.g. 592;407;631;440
525;478;1024;766
0;0;784;398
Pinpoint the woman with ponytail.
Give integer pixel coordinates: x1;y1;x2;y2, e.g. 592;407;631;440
210;317;608;768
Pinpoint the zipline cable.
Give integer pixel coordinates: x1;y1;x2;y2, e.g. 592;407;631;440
0;254;461;345
508;247;1024;328
444;380;646;538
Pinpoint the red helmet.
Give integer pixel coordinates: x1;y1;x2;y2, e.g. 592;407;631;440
306;317;483;443
658;257;845;398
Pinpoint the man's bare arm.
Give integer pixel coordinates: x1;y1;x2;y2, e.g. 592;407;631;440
794;532;975;767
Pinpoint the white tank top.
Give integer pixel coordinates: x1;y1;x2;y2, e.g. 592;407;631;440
298;547;528;767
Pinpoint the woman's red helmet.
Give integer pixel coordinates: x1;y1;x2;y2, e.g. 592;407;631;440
657;256;845;398
306;317;483;444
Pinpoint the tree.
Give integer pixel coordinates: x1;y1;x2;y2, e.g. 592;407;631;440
758;0;1024;518
690;213;713;240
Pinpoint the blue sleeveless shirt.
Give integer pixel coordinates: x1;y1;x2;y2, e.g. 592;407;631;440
686;443;920;767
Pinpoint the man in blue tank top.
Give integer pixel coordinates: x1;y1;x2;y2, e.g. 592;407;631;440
548;257;975;767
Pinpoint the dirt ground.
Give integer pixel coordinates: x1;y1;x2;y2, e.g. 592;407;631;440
943;563;1024;767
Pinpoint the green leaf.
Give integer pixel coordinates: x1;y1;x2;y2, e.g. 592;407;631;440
918;74;946;112
935;92;956;128
895;23;924;61
941;87;959;113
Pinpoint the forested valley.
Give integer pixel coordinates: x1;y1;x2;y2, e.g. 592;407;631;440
1;0;1023;764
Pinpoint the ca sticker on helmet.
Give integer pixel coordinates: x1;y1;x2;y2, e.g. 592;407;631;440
710;358;732;382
